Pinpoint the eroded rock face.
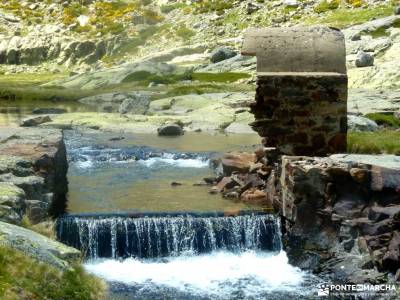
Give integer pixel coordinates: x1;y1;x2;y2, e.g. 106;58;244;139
0;128;68;224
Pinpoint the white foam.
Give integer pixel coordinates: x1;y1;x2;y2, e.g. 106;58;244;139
84;251;307;298
139;155;209;168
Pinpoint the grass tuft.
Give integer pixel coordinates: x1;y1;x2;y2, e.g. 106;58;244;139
365;113;400;128
0;245;106;300
348;130;400;154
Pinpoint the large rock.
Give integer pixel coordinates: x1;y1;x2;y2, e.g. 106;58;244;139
197;54;256;73
20;115;52;127
45;60;189;90
157;123;183;136
210;47;237;63
118;94;150;114
348;115;378;131
221;152;256;176
355;50;374;67
79;92;151;114
0;221;80;269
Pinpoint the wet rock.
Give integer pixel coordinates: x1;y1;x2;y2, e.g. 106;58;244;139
349;167;369;184
394;6;400;15
240;188;272;207
20;115;52;127
221;152;256;176
369;206;400;222
360;218;392;236
210;47;237;63
171;182;183;186
109;136;125;141
355;50;374;67
32;108;67;114
347;115;378;132
215;177;237;192
157;123;183;136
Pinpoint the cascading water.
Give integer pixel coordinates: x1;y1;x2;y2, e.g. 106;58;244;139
60;131;321;299
56;213;320;299
56;213;282;259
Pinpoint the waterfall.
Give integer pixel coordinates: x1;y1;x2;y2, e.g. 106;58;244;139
56;213;282;259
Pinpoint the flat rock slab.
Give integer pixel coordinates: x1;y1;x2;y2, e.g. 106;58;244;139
0;127;63;161
0;220;80;269
330;154;400;191
330;154;400;170
348;89;400;114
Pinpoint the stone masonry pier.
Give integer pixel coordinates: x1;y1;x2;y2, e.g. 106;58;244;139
242;26;347;156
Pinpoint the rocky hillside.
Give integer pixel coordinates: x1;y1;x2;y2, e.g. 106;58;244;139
0;0;399;90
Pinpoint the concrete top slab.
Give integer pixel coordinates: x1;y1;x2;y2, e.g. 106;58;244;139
242;26;346;74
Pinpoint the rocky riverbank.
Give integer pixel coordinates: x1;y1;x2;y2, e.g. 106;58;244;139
0;127;68;224
208;148;400;284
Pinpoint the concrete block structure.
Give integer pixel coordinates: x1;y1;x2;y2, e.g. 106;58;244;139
242;26;347;156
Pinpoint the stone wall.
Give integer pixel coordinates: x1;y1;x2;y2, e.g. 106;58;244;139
0;128;68;224
250;74;347;156
280;155;400;283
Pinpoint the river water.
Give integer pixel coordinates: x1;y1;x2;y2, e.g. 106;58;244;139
0;102;321;299
60;130;321;299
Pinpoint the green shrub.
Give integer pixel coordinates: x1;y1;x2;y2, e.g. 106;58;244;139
194;0;235;14
365;113;400;128
0;245;106;300
63;3;88;25
314;0;340;13
176;25;195;40
160;3;187;14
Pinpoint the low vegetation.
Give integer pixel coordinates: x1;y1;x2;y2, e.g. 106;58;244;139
305;4;395;28
21;215;55;239
192;72;251;83
348;130;400;154
165;82;254;97
193;0;235;14
0;245;106;300
365;113;400;128
314;0;340;14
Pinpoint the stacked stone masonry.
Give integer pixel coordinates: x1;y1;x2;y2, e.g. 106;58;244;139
242;26;348;156
251;74;347;156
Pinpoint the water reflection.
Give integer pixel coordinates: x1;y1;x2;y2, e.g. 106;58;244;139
0;99;92;126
